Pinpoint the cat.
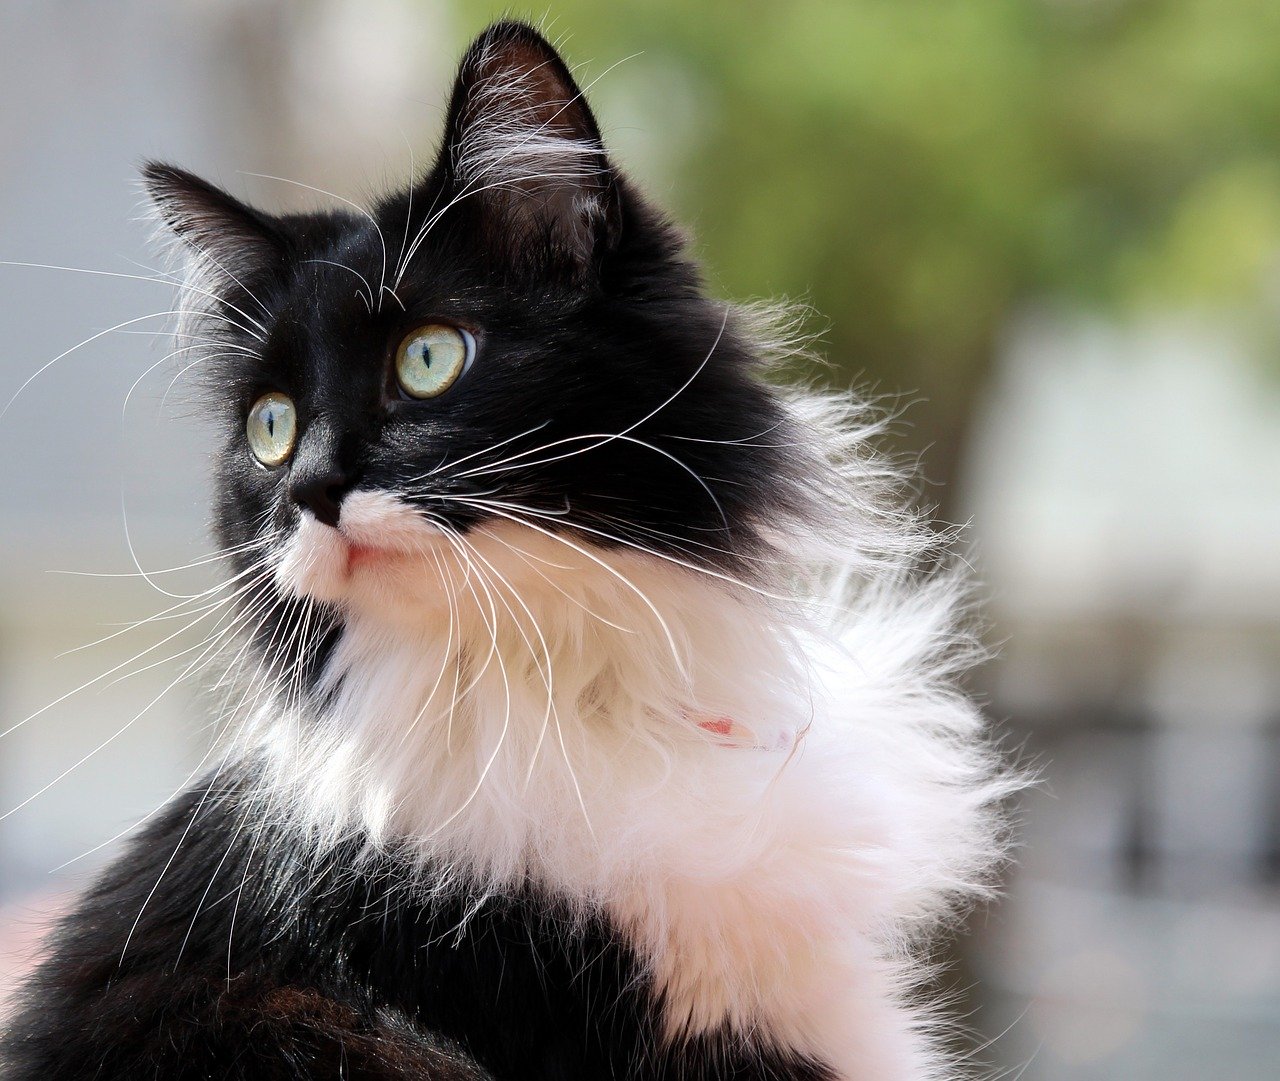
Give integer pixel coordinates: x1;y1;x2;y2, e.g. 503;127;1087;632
1;20;1012;1081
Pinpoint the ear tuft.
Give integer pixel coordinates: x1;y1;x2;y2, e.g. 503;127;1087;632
438;21;621;272
141;162;284;278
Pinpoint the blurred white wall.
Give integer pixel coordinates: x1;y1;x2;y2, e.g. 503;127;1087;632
961;311;1280;1080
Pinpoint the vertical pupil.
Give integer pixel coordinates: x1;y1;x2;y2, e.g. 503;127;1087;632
266;410;275;438
419;342;431;368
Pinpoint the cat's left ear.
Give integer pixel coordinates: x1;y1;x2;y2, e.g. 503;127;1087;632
435;21;622;274
141;162;286;278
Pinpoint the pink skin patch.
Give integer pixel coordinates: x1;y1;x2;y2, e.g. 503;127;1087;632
345;543;387;575
697;716;736;737
693;712;760;747
691;711;799;752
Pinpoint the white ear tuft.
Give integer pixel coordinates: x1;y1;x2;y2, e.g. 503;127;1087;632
437;22;620;270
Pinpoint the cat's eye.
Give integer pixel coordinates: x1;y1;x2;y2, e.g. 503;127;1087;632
395;324;474;399
246;391;297;467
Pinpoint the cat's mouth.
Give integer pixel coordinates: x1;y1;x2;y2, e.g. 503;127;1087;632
274;489;442;605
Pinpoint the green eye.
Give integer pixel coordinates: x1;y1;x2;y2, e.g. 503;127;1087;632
246;391;297;467
395;324;474;399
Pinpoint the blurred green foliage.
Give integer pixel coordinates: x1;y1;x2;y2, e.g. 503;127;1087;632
453;0;1280;497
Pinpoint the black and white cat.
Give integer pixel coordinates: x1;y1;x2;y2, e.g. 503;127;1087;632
2;22;1011;1081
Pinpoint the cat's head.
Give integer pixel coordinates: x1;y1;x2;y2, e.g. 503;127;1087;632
144;22;857;649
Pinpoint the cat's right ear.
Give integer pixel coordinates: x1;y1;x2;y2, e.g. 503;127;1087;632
141;162;285;276
429;22;622;276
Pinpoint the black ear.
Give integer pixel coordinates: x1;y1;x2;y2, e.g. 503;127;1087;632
436;21;621;273
141;162;285;277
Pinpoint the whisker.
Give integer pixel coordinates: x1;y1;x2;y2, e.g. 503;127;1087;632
472;525;637;634
404;420;552;486
1;310;198;420
0;561;273;744
0;260;269;342
448;493;807;608
53;555;272;659
99;568;279;692
171;782;248;972
239;172;389;314
300;258;375;312
0;582;272;823
456;533;593;836
457;431;731;534
389;532;462;755
417;527;514;840
117;742;239;966
122;343;241;419
121;252;274;326
159;348;257;412
440;498;692;684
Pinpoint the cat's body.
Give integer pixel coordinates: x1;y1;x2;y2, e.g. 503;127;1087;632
2;777;825;1080
2;22;1011;1081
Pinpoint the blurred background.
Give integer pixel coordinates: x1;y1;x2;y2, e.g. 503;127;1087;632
2;1;1278;1076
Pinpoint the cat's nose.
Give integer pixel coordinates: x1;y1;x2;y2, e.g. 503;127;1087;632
290;465;352;528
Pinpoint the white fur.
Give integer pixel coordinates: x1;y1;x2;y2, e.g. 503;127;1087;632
452;33;601;193
229;384;1013;1079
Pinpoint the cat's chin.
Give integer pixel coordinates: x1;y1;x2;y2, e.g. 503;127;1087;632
273;489;445;609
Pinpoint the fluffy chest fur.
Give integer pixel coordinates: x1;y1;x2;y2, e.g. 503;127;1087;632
241;515;1006;1076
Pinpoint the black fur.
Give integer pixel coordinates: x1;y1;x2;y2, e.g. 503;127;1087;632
2;22;836;1080
4;779;831;1080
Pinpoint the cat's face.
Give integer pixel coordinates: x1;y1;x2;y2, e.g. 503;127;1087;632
146;23;816;648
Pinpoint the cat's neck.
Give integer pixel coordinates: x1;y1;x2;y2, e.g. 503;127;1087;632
240;526;815;899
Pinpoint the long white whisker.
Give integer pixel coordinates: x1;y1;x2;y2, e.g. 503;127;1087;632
457;534;593;836
53;557;272;661
0;585;270;822
473;525;637;634
0;261;269;342
1;310;197;420
447;310;728;486
457;431;732;534
239;172;389;314
159;349;258;412
122;343;240;419
300;258;375;311
122;252;272;325
51;536;271;583
404;420;553;486
99;568;279;692
450;493;804;607
171;792;247;972
443;499;691;684
388;531;461;754
417;527;514;839
0;562;273;744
